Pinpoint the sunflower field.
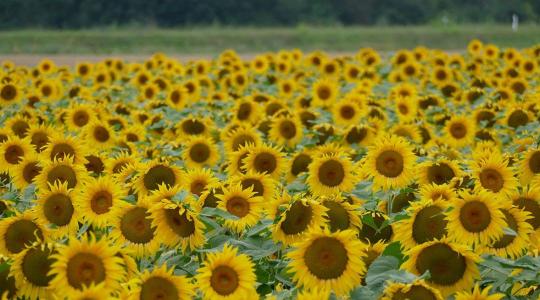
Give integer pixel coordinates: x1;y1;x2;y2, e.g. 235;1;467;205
0;40;540;300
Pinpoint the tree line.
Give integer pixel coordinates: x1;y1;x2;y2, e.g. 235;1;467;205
0;0;538;29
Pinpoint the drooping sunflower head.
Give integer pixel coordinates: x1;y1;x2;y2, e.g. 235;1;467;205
287;150;313;182
418;159;461;186
26;124;54;153
0;212;46;256
403;238;480;297
272;197;327;245
307;153;356;196
196;244;256;299
287;229;366;296
363;134;417;191
11;242;56;299
134;161;182;196
176;116;212;140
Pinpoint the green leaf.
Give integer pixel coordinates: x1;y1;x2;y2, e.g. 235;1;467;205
382;242;405;264
201;207;239;220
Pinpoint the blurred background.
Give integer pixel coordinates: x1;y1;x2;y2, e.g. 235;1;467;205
0;0;539;60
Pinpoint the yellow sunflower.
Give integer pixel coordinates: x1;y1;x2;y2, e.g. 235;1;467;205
129;264;195;300
182;136;219;168
64;104;96;131
133;161;182;196
41;134;87;164
402;238;480;297
418;159;462;186
196;244;257;300
35;181;78;239
48;235;125;296
320;195;362;233
76;175;126;228
0;136;34;173
242;143;285;179
454;284;504;300
287;150;313;182
84;121;115;150
312;78;339;107
217;183;264;233
287;229;366;296
307;154;356;196
363;134;417;191
418;183;457;202
443;116;476;148
471;151;517;199
0;83;22;105
519;147;540;185
10;242;56;299
0;212;47;256
11;153;42;190
380;280;444;300
446;190;506;246
332;99;364;126
268;114;303;148
231;171;276;202
35;156;87;191
223;125;261;153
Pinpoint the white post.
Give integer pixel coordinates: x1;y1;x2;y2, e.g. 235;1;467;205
512;14;519;32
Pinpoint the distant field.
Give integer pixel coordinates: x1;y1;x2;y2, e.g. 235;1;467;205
1;24;540;55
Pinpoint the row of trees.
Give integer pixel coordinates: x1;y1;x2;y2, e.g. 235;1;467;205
0;0;539;28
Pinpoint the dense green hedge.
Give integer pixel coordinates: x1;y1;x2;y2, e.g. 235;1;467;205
0;0;539;29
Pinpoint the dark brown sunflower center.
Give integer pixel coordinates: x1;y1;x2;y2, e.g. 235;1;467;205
232;134;255;152
450;123;467;139
415;243;466;286
278;120;297;139
31;132;50;152
203;188;222;208
140;276;179;300
90;191;113;214
528;152;540;174
479;168;504;192
93;126;110;143
304;237;348;279
4;220;44;254
12;120;29;138
340;105;355;120
22;247;54;287
427;163;455;185
459;200;491;232
85;155;105;174
398;103;409;115
241;178;264;197
318;159;345;187
280;201;313;235
121;207;155;243
253;152;277;174
317;86;331;100
170;90;181;104
513;197;539;230
73;111;90;127
0;267;17;298
46;165;77;189
375;150;404;178
412;205;448;244
181;120;205;135
226;196;250;218
323;200;350;232
66;253;106;289
44;193;74;226
210;265;239;296
143;165;176;191
189;143;210;163
491;209;518;249
346;127;368;144
508;110;529;128
1;84;17;101
23;162;41;184
50;143;76;161
164;208;195;237
392;285;438;300
190;180;207;196
4;145;24;164
291;154;312;176
266;103;283;116
237;103;252;121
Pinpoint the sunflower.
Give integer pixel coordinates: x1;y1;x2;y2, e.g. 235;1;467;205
183;167;219;197
268;114;303;148
242;143;285;179
231;171;275;202
109;199;160;258
5;116;31;138
133;161;182;196
512;185;540;235
0;83;22;105
363;134;417;191
48;235;125;296
287;229;366;296
11;153;42;190
10;242;56;299
165;86;189;110
182;136;219;168
0;136;34;173
217;183;264;233
103;151;139;177
402;238;480;297
519;148;540;185
394;97;418;122
332;99;364;126
129;264;195;300
223;126;261;153
418;159;462;186
287;150;313;182
471;151;517;199
64;104;96;131
233;98;260;124
380;280;444;300
391;123;422;144
35;181;78;239
295;288;331;300
454;284;505;300
26;124;55;153
444;116;476;148
312;78;339;107
307;153;356;196
358;212;394;244
76;175;126;228
148;196;206;251
320;196;361;233
272;196;327;245
176;116;213;141
482;206;533;258
419;183;457;202
42;134;87;164
84;121;115;150
343;124;375;147
446;190;506;246
196;244;257;300
0;212;46;256
394;199;448;250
